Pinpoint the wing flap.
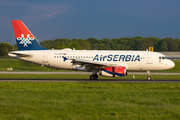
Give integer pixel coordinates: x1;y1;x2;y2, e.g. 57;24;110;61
71;59;118;66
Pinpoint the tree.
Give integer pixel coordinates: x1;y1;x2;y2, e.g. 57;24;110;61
68;41;82;50
87;38;98;49
40;40;53;49
0;42;13;56
164;38;179;51
76;39;91;50
175;38;180;50
53;38;71;49
161;41;168;51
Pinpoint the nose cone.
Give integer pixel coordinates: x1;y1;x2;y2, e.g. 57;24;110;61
169;60;175;69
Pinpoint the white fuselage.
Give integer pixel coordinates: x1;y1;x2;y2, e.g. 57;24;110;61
8;50;175;71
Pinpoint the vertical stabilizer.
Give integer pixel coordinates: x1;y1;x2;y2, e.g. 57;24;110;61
12;20;47;50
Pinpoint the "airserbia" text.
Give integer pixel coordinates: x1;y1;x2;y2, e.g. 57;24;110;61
93;54;140;62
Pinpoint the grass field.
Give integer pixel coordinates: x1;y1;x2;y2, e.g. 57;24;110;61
0;82;180;120
0;59;180;72
0;59;180;119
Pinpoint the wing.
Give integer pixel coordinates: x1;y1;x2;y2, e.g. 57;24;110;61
70;58;128;71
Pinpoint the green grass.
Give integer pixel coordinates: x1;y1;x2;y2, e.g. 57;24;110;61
0;59;180;72
0;82;180;119
0;74;179;80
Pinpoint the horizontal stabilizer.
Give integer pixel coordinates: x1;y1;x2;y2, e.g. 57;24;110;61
8;52;32;58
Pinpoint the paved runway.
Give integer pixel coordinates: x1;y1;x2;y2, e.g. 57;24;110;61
0;79;180;83
0;72;180;75
0;72;179;82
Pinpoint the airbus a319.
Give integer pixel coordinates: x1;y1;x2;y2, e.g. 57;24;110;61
8;20;175;80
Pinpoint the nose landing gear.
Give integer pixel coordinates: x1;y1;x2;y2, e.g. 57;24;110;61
147;70;151;80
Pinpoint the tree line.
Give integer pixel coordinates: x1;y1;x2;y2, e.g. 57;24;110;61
40;37;180;51
0;36;180;56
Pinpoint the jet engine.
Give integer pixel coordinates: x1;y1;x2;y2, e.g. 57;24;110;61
99;66;127;77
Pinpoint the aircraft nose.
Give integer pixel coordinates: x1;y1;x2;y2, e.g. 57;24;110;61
169;60;175;69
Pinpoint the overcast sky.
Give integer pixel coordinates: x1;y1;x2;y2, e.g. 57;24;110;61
1;0;180;44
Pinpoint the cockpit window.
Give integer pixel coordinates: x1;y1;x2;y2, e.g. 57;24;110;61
162;57;166;59
159;56;166;60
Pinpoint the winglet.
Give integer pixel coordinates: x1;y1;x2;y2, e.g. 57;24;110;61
12;20;47;51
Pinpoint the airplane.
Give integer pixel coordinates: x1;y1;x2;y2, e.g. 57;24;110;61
8;20;175;80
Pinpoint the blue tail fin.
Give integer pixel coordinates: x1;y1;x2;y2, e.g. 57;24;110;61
12;20;47;50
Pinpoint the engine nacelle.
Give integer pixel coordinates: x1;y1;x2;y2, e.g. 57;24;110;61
99;66;127;77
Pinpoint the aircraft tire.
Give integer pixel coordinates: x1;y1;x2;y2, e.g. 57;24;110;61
90;75;95;80
147;76;151;80
94;74;98;79
90;75;98;80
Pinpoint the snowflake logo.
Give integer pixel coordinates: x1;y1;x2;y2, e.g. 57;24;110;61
17;34;34;47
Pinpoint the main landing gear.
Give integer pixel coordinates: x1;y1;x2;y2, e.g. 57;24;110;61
90;74;98;80
147;70;151;80
90;70;99;80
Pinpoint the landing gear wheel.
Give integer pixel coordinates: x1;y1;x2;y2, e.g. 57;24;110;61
94;74;98;79
90;75;95;80
147;76;151;80
147;71;151;80
90;74;98;80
